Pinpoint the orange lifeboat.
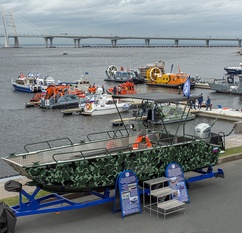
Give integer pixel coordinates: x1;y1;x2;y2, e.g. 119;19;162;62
108;81;137;95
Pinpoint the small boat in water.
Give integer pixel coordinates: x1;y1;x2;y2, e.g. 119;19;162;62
209;74;242;95
138;60;165;79
12;73;54;93
2;92;224;193
111;104;196;126
104;65;145;84
145;63;195;89
28;75;92;108
224;63;242;75
106;81;137;95
41;93;83;109
81;95;131;116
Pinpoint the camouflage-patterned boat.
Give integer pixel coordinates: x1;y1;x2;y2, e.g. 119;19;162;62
2;93;223;193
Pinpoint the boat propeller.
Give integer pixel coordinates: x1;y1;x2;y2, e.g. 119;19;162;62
106;65;118;79
148;67;161;82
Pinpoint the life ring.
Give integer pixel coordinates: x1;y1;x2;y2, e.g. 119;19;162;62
86;103;92;110
133;136;152;150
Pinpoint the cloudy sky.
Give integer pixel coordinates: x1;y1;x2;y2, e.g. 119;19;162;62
1;0;242;44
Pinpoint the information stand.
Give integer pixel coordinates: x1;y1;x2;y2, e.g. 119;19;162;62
165;162;190;203
113;170;142;219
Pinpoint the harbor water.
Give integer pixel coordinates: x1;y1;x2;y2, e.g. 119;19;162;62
1;46;242;178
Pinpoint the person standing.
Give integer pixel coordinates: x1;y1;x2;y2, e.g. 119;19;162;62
113;85;117;95
198;93;203;109
101;85;105;94
206;96;212;111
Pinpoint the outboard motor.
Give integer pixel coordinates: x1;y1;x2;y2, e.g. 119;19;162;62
194;123;211;143
96;87;103;94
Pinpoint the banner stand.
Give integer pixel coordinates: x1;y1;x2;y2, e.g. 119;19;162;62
113;170;142;219
165;162;190;203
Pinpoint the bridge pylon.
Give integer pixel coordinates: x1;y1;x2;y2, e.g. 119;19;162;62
1;8;10;47
1;8;49;47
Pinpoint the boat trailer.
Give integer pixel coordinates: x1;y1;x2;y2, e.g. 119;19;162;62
0;166;224;232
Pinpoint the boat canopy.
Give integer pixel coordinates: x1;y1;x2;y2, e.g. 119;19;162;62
112;92;201;103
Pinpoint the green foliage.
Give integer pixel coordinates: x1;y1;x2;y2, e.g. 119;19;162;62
220;146;242;157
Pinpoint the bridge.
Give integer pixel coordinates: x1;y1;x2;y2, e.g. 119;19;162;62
1;8;242;48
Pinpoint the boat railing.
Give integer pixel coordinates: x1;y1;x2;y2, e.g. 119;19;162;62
52;147;111;163
86;128;129;141
210;78;226;84
52;140;133;163
5;136;134;166
24;137;74;153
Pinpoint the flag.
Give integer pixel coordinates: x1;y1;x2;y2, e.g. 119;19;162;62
183;76;190;98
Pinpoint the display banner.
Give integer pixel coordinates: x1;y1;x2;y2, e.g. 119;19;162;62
165;162;190;203
114;170;142;218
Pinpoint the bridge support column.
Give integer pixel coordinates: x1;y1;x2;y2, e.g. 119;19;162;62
74;39;81;48
111;39;117;47
238;40;241;47
145;39;150;47
174;39;179;47
44;37;54;48
44;38;48;48
205;39;210;47
49;37;53;48
14;37;20;47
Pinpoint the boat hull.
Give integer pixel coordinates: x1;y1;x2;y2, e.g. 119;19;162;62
12;83;41;93
146;82;195;89
81;104;130;116
3;139;220;193
104;77;144;84
224;68;242;75
209;83;242;95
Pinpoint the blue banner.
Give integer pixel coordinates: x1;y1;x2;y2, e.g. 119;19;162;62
166;162;190;203
183;76;191;98
118;170;141;218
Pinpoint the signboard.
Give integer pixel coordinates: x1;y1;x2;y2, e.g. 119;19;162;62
166;162;190;203
114;170;141;218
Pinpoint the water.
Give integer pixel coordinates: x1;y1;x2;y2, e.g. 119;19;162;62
0;46;241;178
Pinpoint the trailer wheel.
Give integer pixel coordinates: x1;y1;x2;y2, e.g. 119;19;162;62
0;202;17;233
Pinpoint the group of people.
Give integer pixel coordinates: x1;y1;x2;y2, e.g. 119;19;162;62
190;93;212;110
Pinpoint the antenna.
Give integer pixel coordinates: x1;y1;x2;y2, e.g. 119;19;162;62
210;109;223;128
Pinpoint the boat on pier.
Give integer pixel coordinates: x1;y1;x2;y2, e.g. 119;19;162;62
2;92;224;194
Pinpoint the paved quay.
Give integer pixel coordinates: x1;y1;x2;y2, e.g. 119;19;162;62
191;107;242;122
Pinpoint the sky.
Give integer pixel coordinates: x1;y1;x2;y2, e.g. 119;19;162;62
1;0;242;45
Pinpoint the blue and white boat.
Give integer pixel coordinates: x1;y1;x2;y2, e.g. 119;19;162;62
12;73;55;93
224;63;242;75
104;65;145;84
